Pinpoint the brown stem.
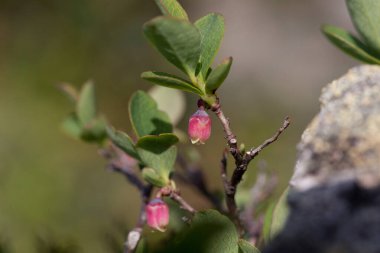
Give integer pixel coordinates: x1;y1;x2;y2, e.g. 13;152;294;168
211;98;290;236
99;145;153;253
124;184;153;253
246;116;291;161
170;192;197;214
220;150;245;234
211;102;241;162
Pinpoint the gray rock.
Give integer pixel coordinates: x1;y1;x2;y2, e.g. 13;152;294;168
291;65;380;190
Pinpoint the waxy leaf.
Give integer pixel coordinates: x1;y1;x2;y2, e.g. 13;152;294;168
80;116;107;143
143;17;201;79
106;127;139;159
206;57;232;93
167;210;239;253
322;25;380;64
62;113;82;139
142;167;168;187
238;240;261;253
155;0;188;20
76;81;97;125
136;133;178;152
195;13;225;79
59;83;79;103
129;90;172;138
270;187;289;239
141;71;203;95
346;0;380;55
262;202;276;243
136;134;178;179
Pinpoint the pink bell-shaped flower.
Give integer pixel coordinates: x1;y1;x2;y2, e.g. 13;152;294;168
146;198;169;232
188;108;211;144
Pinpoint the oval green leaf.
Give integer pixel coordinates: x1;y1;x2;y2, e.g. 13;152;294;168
143;17;201;79
238;239;261;253
136;134;178;178
76;81;97;125
262;202;276;243
59;83;79;103
195;13;225;79
322;25;380;64
61;113;82;139
161;209;239;253
155;0;188;20
129;90;173;138
141;71;203;95
142;167;168;187
346;0;380;56
269;187;289;239
206;57;232;93
80;116;107;143
106;126;139;159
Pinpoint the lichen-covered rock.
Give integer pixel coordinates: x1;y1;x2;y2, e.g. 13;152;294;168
291;65;380;190
264;66;380;253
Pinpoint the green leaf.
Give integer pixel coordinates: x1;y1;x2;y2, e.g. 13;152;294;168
136;133;178;152
155;0;188;20
322;25;380;64
61;113;82;139
270;187;289;239
80;116;107;143
106;126;139;159
129;90;173;138
162;210;239;253
141;71;203;95
142;167;167;187
346;0;380;56
135;238;147;253
76;81;97;125
262;202;276;243
148;86;186;126
136;134;178;180
195;13;225;79
143;17;201;79
206;57;232;93
59;83;79;103
238;240;261;253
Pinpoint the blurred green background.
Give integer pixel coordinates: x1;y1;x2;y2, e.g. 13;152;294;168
0;0;357;252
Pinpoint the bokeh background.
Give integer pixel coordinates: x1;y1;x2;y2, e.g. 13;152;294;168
0;0;357;252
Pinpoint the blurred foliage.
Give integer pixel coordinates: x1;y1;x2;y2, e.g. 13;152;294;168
0;0;356;252
322;0;380;64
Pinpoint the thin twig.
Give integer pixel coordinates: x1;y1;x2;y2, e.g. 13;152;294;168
246;116;291;161
100;144;153;253
124;184;153;253
109;165;145;192
220;149;229;191
211;98;290;236
211;102;241;162
170;192;197;214
220;149;245;234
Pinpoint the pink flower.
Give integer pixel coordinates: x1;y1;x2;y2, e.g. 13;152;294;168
146;198;169;232
188;108;211;144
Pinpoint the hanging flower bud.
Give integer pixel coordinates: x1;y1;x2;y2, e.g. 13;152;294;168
146;198;169;232
188;108;211;144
